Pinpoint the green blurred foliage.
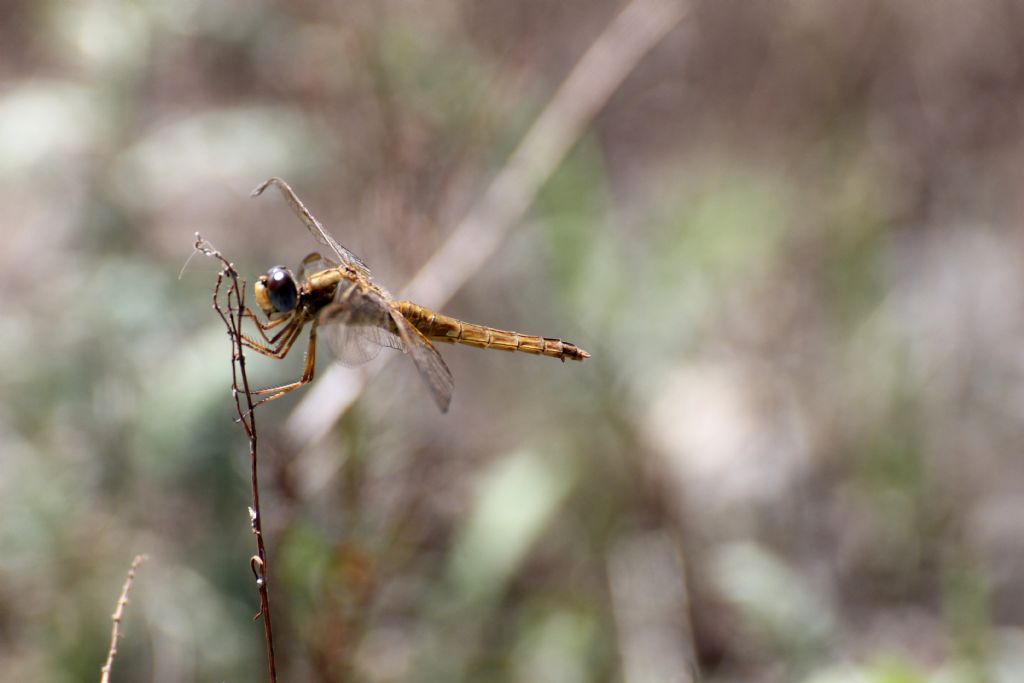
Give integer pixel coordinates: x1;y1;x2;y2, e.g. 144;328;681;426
2;1;1024;682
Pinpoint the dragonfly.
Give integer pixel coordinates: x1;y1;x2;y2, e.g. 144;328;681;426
241;177;590;413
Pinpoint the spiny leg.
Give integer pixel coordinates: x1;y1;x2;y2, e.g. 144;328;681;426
241;307;292;346
242;315;306;358
248;321;319;408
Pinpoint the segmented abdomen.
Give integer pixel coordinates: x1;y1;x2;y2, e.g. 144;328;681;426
396;301;590;362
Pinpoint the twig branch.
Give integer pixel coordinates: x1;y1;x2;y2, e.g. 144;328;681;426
285;0;688;448
100;554;147;683
195;234;278;682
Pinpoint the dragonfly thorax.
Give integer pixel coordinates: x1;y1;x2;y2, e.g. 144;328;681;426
255;265;298;319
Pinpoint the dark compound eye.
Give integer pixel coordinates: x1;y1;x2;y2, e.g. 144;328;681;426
265;266;298;313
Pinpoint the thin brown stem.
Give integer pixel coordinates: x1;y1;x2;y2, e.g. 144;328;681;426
195;234;278;682
100;554;147;683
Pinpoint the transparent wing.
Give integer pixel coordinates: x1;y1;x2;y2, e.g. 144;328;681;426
318;283;404;366
298;252;338;281
317;295;452;411
252;177;372;275
388;309;454;413
319;310;405;366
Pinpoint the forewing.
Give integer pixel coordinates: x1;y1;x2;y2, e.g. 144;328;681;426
388;309;454;413
253;177;372;275
317;226;372;277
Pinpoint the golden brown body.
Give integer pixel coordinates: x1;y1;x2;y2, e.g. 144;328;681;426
396;301;589;362
242;177;589;413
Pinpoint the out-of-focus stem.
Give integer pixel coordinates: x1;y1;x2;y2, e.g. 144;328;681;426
285;0;688;454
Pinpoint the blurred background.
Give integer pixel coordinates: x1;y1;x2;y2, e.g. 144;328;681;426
3;0;1024;681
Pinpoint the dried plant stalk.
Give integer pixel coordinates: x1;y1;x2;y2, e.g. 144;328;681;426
195;234;278;682
99;554;147;683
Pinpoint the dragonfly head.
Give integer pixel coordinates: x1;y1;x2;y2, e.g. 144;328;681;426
255;265;299;319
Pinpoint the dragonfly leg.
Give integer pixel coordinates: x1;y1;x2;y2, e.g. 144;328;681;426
242;315;306;358
241;307;291;345
241;322;295;352
249;321;319;408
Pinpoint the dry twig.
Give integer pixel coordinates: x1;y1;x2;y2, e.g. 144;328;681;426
194;234;278;682
100;554;147;683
